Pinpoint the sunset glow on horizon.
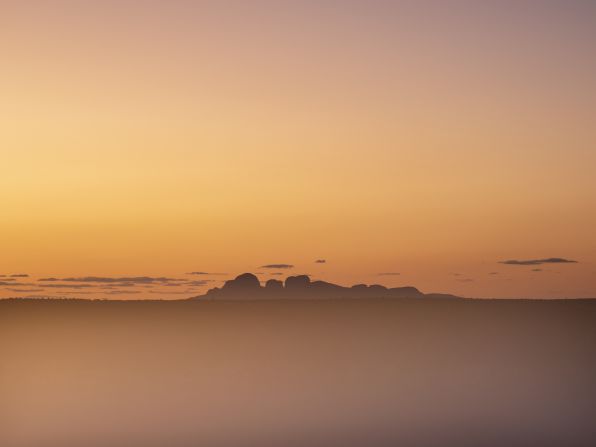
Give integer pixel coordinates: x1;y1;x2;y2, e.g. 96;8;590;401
1;1;595;299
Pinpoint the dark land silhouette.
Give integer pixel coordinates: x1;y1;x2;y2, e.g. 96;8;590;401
196;273;460;300
2;294;596;447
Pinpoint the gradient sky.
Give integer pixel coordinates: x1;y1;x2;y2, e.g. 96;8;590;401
1;1;595;299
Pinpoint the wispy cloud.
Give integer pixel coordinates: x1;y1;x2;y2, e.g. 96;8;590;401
148;290;195;295
260;264;294;269
378;272;400;276
187;272;226;275
38;276;184;284
105;290;142;295
315;259;326;264
184;280;210;286
500;258;578;266
6;288;45;293
10;274;29;278
19;295;70;300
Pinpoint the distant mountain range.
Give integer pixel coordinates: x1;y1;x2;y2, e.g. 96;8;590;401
191;273;460;300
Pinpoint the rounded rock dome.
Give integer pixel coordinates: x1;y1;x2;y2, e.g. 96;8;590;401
223;273;261;290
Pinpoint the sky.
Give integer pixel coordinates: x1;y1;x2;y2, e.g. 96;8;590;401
1;0;595;299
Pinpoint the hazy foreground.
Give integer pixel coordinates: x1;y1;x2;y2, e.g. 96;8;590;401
1;298;595;447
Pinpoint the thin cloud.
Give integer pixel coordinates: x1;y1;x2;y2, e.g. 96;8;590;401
187;272;227;275
378;272;400;276
315;259;326;264
260;264;294;269
500;258;578;266
531;268;543;272
6;288;45;293
185;280;209;286
148;290;194;295
19;295;69;300
105;290;142;295
95;283;137;288
38;276;184;284
10;274;29;278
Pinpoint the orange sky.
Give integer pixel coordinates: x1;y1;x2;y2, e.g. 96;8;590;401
1;1;595;299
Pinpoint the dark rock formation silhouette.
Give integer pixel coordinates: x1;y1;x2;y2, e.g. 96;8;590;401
219;273;261;296
265;279;283;290
285;275;311;290
197;273;458;300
